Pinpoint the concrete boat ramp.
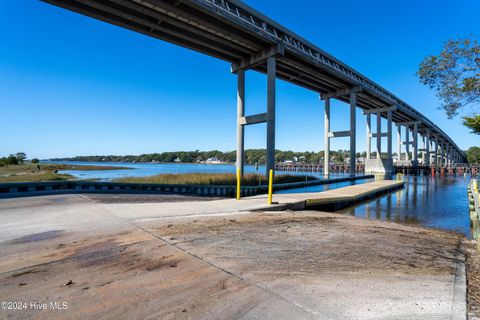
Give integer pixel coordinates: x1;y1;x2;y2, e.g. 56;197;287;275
0;179;467;320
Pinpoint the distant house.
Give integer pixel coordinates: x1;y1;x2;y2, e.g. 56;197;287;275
174;157;182;163
205;157;222;164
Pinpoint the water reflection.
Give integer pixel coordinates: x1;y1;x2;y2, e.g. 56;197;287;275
339;175;470;237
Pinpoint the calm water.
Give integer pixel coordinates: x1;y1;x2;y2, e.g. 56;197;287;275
341;175;470;237
52;161;263;180
49;161;347;180
277;173;471;236
48;161;471;237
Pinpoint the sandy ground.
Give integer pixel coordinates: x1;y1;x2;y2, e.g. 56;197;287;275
466;240;480;319
0;194;468;319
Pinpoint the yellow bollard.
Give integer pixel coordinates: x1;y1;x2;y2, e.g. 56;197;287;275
236;168;241;200
268;169;273;205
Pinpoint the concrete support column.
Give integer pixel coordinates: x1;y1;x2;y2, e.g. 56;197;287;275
387;111;392;161
421;136;426;165
376;112;381;158
324;98;330;175
430;141;434;165
434;140;439;167
444;145;447;166
439;142;443;167
397;125;402;161
236;70;245;176
405;126;410;161
266;56;276;177
445;146;448;166
349;92;357;175
412;123;418;163
366;114;371;160
425;134;430;166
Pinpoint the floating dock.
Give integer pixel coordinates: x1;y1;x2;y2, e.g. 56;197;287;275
256;180;405;211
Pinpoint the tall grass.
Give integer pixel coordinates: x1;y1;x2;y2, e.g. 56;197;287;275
114;173;317;186
0;163;126;183
0;172;74;183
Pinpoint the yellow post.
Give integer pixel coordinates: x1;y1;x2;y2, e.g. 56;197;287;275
268;169;273;205
236;168;241;200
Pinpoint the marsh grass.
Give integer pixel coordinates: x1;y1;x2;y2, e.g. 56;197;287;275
0;172;74;183
114;173;317;186
0;163;128;183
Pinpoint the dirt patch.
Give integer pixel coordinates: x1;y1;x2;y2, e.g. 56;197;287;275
154;212;464;277
9;268;46;278
69;238;181;272
9;230;64;244
156;214;341;236
466;240;480;319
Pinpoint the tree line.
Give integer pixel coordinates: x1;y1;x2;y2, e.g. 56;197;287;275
51;149;369;165
0;152;38;166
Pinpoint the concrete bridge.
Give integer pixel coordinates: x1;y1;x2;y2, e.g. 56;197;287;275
42;0;467;175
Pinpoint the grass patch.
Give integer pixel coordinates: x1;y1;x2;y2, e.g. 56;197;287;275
113;173;317;186
0;163;128;183
0;172;74;183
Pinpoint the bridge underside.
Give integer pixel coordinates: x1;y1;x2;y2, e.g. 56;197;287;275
42;0;467;174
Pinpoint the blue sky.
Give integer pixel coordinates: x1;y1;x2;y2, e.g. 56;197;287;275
0;0;479;159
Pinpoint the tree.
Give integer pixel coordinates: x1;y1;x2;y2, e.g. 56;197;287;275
14;152;27;163
0;155;19;166
466;146;480;164
463;116;480;135
31;158;39;164
417;37;480;133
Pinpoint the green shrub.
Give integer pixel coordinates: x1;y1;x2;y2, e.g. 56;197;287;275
0;156;19;166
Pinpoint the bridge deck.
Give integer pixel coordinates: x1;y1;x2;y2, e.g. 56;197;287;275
41;0;464;157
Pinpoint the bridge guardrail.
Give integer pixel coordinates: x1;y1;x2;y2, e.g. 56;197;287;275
468;179;480;240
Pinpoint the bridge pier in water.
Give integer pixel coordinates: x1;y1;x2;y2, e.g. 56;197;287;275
363;106;394;174
321;88;359;176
